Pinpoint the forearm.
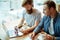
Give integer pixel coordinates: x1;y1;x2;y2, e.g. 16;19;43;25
29;24;39;31
17;18;24;28
33;27;41;34
33;16;44;34
24;25;37;32
33;23;42;34
26;21;39;32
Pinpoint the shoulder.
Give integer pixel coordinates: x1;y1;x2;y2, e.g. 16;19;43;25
20;7;26;15
57;12;60;18
43;15;48;20
58;12;60;16
56;13;60;22
34;9;41;14
33;8;41;16
22;7;26;13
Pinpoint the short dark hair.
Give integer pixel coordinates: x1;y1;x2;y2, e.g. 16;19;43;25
22;0;33;7
44;1;56;9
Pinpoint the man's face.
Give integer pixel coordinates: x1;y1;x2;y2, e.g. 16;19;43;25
24;4;32;11
43;5;51;16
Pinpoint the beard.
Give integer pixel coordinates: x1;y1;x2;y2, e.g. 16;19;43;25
27;8;33;14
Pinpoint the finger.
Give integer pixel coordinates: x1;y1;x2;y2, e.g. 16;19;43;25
31;34;33;38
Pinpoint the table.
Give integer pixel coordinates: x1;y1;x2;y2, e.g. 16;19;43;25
9;33;31;40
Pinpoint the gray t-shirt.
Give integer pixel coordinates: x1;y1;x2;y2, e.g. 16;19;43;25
19;8;41;27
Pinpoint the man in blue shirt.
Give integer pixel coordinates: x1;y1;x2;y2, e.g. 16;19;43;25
31;1;60;40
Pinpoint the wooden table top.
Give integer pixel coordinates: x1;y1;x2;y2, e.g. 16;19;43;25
9;33;32;40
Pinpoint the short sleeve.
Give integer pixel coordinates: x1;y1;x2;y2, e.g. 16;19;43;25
17;8;26;19
35;11;41;22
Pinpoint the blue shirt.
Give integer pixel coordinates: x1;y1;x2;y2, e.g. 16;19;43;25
34;12;60;40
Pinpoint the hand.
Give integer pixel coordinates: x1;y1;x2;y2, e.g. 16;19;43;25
20;29;29;34
30;32;36;38
45;34;53;40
